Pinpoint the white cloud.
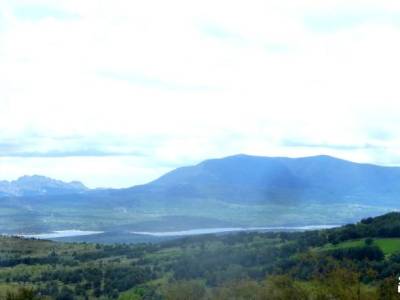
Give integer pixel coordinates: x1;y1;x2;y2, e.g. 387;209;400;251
1;0;400;187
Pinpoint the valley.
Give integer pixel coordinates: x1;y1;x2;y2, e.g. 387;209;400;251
1;155;399;243
2;1;397;298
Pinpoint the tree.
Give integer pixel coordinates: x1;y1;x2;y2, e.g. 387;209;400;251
6;288;38;300
212;280;263;300
262;275;308;300
365;238;374;246
163;280;206;300
311;268;377;300
56;287;74;300
378;277;398;300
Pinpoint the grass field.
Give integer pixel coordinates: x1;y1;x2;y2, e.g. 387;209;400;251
319;238;400;255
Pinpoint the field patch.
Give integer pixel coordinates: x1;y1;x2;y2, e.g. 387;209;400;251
319;238;400;255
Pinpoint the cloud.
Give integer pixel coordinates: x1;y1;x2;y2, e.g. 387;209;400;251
281;140;380;151
0;135;150;158
1;0;400;187
0;149;144;158
200;22;242;40
98;70;216;92
366;128;394;141
304;10;400;32
13;4;79;21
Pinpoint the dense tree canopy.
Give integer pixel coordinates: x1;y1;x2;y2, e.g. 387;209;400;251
1;212;400;299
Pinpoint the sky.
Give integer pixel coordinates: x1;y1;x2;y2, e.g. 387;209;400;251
1;0;400;188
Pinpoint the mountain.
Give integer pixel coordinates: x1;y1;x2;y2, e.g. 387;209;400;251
127;154;400;205
0;175;88;197
1;154;400;234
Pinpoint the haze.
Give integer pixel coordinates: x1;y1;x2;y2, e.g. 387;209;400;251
1;0;400;187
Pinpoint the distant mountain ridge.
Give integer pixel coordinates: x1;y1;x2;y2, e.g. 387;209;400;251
4;155;400;205
136;154;400;205
0;175;88;197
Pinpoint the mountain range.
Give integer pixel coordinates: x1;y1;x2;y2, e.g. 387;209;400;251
1;154;399;235
138;154;400;205
0;175;87;197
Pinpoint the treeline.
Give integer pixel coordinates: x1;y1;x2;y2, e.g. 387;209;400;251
160;270;399;300
327;212;400;244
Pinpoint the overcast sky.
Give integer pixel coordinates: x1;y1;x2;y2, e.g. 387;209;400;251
1;0;400;188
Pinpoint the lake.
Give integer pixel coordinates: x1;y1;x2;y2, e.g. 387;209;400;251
9;224;339;240
130;224;339;237
18;230;104;239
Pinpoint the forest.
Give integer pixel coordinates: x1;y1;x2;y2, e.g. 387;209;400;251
2;212;400;299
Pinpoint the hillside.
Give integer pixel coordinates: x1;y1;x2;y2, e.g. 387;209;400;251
1;212;400;299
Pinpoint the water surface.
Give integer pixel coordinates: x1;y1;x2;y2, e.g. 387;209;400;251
19;230;104;239
130;225;339;237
